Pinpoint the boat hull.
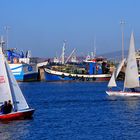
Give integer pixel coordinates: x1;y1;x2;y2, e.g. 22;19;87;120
9;64;38;82
0;109;35;121
44;68;111;82
106;91;140;97
15;72;38;82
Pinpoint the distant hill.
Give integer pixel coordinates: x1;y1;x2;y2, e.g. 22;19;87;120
98;50;128;61
36;50;129;63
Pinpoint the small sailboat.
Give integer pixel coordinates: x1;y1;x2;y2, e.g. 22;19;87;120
0;46;34;120
106;32;140;96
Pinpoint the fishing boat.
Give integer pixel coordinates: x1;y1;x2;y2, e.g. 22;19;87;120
43;41;111;82
0;37;38;82
44;57;111;82
106;32;140;96
0;47;34;121
44;67;111;81
6;49;38;82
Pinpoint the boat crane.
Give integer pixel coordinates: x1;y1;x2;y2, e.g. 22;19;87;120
65;48;76;64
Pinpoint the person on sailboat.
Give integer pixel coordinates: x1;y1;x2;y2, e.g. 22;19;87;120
0;101;8;114
0;100;13;114
7;100;13;113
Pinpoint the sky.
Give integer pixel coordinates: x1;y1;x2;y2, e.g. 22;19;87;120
0;0;140;57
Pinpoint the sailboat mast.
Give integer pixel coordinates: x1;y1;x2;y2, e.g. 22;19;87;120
61;41;66;64
120;20;125;60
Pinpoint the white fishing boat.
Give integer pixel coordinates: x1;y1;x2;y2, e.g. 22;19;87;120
0;37;38;82
0;47;34;121
106;32;140;96
6;49;38;82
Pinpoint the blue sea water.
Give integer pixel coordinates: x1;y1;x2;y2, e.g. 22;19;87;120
1;81;140;140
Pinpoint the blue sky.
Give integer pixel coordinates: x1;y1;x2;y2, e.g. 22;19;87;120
0;0;140;57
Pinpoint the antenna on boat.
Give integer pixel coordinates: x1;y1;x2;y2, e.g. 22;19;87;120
91;37;96;59
93;37;96;58
4;26;10;50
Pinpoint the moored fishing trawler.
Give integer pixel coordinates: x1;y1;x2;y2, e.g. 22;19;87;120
106;32;140;96
44;57;111;82
44;68;111;82
43;41;112;82
0;46;34;121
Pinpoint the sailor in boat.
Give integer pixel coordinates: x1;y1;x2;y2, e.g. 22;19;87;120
0;101;8;114
7;100;13;113
0;101;5;114
0;100;13;114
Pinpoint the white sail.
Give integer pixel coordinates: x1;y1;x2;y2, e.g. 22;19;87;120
124;32;139;88
116;58;126;78
108;59;125;87
108;71;117;87
0;47;13;105
5;60;29;111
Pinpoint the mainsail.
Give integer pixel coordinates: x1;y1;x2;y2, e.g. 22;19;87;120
5;57;29;111
0;47;13;105
124;32;139;88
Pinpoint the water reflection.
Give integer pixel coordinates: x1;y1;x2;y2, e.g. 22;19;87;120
0;119;33;140
124;97;140;109
107;95;140;109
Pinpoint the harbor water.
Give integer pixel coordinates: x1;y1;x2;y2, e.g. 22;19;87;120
1;81;140;140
